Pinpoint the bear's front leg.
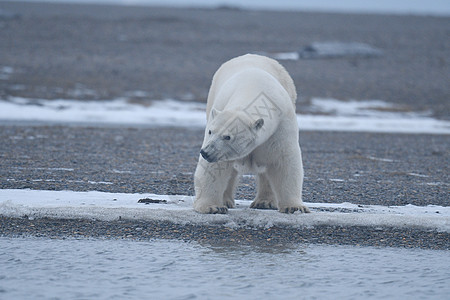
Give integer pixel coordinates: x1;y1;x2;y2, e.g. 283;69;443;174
267;151;310;214
193;157;234;214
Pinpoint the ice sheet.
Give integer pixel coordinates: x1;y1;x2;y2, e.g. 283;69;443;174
1;189;448;232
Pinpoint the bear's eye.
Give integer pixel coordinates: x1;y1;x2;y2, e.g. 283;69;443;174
223;135;231;141
208;130;211;135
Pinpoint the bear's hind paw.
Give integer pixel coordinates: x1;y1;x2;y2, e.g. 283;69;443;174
224;198;235;209
250;199;277;210
194;205;228;214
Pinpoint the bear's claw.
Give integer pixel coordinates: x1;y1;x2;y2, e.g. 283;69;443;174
210;206;228;214
280;206;310;214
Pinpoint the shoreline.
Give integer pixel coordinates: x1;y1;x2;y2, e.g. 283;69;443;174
1;217;449;250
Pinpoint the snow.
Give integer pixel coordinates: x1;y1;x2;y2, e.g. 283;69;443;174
366;156;395;162
0;189;448;232
298;98;450;134
310;98;427;117
271;52;300;60
0;66;14;80
1;96;449;134
0;97;206;128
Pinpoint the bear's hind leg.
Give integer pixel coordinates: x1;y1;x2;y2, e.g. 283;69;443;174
250;173;278;210
267;154;310;214
194;159;233;214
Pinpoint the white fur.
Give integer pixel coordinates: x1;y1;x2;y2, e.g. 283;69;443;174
194;54;309;214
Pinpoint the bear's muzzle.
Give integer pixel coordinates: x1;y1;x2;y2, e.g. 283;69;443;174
200;149;217;163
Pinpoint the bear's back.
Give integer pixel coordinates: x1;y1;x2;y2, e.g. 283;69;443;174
206;54;297;117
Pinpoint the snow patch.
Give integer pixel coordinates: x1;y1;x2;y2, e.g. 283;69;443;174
12;167;74;172
110;169;134;174
0;66;14;80
269;42;383;60
407;173;430;178
309;98;430;117
366;156;395;162
271;52;300;60
0;189;448;232
0;97;206;128
329;178;345;182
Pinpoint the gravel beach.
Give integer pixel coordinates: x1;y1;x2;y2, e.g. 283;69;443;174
1;1;449;118
1;125;449;249
1;126;448;207
0;2;449;249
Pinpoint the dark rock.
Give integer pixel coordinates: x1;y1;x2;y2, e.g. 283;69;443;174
299;42;383;59
138;198;167;204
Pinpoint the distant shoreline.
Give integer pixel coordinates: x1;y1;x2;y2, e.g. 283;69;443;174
5;0;450;17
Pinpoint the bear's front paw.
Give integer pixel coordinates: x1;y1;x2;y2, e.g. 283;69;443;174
194;204;228;214
250;199;277;210
279;205;310;214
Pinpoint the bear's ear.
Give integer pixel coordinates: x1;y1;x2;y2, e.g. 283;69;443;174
253;118;264;131
210;108;220;120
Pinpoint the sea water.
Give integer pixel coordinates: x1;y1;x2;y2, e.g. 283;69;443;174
0;237;449;299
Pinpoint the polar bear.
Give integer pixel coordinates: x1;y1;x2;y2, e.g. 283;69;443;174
194;54;309;214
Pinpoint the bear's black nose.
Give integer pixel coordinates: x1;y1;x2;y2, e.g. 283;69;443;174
200;149;209;160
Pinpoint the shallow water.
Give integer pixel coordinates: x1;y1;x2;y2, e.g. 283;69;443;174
0;237;449;299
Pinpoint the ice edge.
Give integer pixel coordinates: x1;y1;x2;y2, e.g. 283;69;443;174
1;189;448;233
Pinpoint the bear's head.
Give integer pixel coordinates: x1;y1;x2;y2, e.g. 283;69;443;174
200;108;264;163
